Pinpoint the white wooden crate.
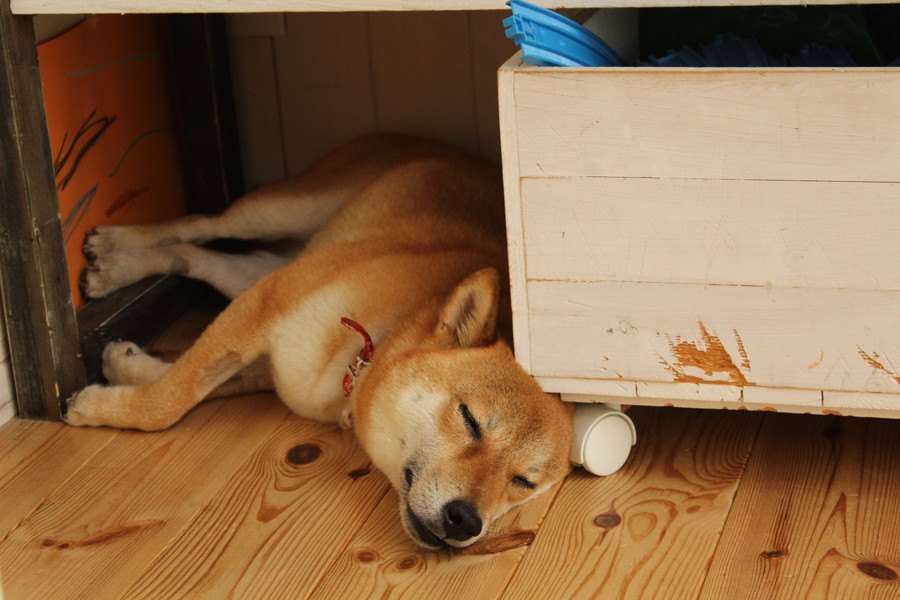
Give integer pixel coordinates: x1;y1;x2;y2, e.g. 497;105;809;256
499;54;900;417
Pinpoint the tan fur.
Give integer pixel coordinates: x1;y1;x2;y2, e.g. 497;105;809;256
66;134;574;548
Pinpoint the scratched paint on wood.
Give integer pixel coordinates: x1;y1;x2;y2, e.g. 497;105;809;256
858;348;900;386
659;322;752;387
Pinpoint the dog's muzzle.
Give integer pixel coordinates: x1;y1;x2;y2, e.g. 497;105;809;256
406;504;446;548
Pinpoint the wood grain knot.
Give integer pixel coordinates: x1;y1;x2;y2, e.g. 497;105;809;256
857;562;898;581
396;555;419;570
594;511;622;529
39;522;162;550
761;549;787;559
355;548;378;563
286;444;321;465
348;466;371;480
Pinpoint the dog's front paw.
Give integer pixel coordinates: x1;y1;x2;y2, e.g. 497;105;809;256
102;341;169;386
65;384;114;428
65;384;174;431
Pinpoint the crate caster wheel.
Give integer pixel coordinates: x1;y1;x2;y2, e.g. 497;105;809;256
569;403;637;476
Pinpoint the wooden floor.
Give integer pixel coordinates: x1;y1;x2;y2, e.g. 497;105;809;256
2;315;900;598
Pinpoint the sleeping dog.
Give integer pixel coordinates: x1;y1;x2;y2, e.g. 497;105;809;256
66;134;574;549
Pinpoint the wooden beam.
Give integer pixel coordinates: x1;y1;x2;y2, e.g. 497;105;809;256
10;0;897;15
0;0;85;420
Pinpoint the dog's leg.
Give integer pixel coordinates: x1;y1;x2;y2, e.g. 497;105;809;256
66;281;274;430
102;341;273;398
84;134;419;256
83;244;289;300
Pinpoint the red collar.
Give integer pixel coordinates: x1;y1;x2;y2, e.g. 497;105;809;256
341;317;375;403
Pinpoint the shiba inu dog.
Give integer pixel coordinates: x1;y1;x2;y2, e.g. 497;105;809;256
65;134;574;549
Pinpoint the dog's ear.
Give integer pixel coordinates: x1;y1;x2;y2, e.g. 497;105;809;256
434;268;499;348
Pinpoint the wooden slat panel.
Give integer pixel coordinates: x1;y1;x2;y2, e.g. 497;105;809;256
513;68;900;182
744;386;822;407
637;381;743;402
0;395;290;600
308;481;562;598
824;390;900;411
120;415;389;599
700;414;900;599
559;392;900;417
502;407;764;599
12;0;897;14
527;280;900;394
499;54;532;373
369;11;479;157
522;177;900;290
275;12;376;175
228;35;286;190
538;376;637;397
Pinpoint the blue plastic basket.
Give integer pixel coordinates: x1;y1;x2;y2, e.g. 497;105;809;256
503;0;624;67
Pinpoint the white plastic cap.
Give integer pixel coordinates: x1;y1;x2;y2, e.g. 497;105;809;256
569;404;637;476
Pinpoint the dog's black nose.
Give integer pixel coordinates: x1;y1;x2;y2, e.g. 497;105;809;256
442;500;482;541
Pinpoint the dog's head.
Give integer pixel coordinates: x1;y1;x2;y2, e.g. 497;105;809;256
353;268;573;549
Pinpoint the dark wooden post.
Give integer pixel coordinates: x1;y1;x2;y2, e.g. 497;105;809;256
0;0;85;420
167;14;244;214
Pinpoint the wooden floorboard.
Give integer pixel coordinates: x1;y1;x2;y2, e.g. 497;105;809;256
3;383;900;598
307;478;563;600
0;394;290;600
0;419;117;543
119;414;390;599
501;407;765;599
700;413;900;599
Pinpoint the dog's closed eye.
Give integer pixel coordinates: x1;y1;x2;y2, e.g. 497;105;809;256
511;475;536;490
458;404;481;441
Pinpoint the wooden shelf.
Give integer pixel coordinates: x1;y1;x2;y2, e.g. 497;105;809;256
11;0;890;15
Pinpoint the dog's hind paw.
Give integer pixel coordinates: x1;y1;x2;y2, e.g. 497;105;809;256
102;341;169;386
84;226;127;256
82;252;153;298
81;255;122;298
84;225;163;257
